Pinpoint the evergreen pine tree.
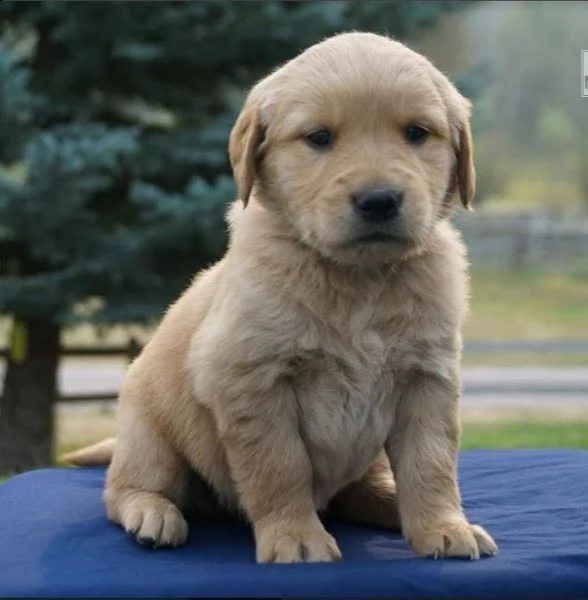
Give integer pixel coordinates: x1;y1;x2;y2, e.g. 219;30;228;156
0;1;476;472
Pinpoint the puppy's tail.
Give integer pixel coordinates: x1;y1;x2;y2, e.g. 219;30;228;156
61;437;116;467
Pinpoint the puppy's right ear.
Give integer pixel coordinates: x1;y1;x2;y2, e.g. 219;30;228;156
228;98;265;207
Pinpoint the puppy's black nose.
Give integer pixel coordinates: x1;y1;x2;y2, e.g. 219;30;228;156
352;187;404;223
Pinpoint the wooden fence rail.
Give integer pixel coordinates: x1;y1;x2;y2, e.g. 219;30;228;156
0;340;141;403
454;211;588;272
0;339;142;361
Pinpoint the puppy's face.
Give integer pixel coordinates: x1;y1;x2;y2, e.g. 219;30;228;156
230;33;475;265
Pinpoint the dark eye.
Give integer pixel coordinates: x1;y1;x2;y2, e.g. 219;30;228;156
306;129;333;149
404;125;429;145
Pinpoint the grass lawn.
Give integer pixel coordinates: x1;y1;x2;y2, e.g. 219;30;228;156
461;420;588;450
465;269;588;341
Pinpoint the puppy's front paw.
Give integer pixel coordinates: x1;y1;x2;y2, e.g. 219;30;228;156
121;495;189;549
407;519;497;560
255;517;342;563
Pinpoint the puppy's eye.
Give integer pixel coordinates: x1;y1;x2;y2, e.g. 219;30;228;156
404;125;429;145
306;129;333;149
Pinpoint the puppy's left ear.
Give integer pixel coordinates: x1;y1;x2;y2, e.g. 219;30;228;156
228;98;265;207
452;99;476;210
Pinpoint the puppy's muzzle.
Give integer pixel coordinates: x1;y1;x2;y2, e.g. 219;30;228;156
352;187;404;224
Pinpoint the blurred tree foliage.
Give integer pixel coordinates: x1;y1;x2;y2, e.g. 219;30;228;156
491;2;587;152
471;1;588;209
0;0;477;472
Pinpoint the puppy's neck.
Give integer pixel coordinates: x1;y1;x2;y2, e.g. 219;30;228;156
226;195;455;282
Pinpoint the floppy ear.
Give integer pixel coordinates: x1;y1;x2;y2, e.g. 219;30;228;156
228;99;265;207
436;72;476;210
446;92;476;211
455;113;476;210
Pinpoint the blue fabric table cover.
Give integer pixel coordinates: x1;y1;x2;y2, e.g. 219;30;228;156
0;449;587;598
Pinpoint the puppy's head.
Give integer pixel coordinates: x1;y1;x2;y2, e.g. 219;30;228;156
229;32;474;265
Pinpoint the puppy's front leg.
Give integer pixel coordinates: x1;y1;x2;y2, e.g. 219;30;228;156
214;379;341;564
387;370;497;559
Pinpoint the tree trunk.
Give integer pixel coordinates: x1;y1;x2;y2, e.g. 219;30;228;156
0;317;60;473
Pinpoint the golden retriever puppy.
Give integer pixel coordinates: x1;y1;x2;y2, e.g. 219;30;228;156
65;31;498;564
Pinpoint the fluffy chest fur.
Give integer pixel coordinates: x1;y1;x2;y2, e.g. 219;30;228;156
287;333;396;509
280;267;462;508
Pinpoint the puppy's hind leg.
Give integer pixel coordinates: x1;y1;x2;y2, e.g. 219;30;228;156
328;451;401;530
104;406;190;549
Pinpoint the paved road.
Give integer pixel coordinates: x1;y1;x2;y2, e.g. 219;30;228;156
1;360;587;409
28;360;588;410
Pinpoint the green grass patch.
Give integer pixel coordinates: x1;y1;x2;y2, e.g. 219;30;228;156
462;421;588;450
466;269;588;341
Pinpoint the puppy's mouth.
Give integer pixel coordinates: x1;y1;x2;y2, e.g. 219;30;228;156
354;232;399;244
350;227;413;246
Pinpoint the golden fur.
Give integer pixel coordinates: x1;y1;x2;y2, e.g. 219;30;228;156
64;32;497;563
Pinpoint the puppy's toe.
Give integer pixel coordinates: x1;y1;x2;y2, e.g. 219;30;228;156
256;518;342;563
408;519;497;560
471;524;498;557
298;530;342;563
122;495;188;549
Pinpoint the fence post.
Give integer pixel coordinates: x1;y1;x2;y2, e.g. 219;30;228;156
511;221;529;272
126;337;142;363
